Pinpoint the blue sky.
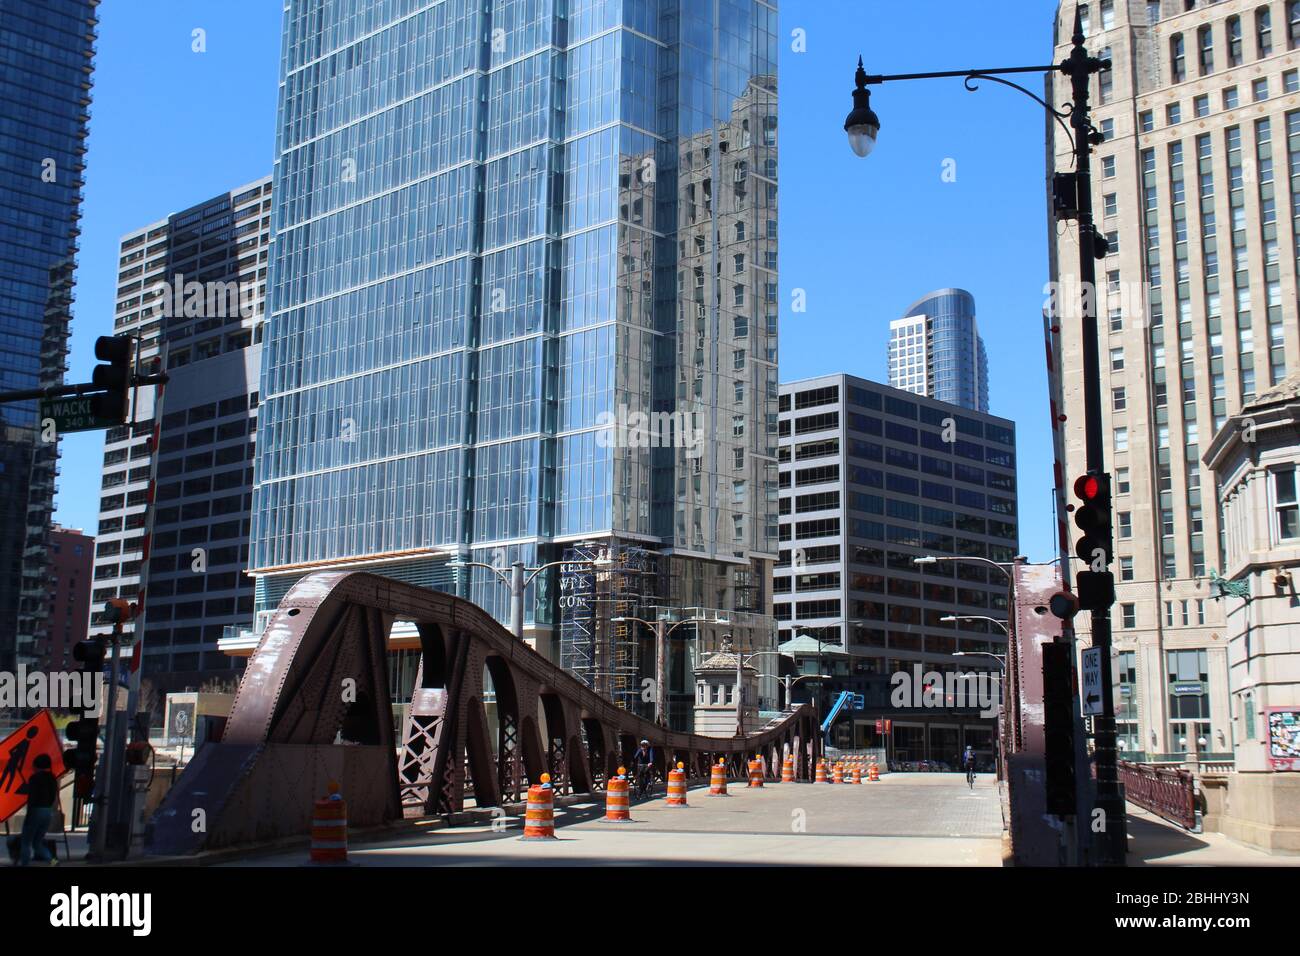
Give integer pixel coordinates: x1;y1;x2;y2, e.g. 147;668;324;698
57;0;1063;561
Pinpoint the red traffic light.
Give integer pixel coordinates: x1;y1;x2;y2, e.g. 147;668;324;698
1074;474;1101;500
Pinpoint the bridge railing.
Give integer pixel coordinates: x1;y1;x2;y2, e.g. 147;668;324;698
1118;759;1200;832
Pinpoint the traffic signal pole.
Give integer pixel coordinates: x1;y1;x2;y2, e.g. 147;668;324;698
88;621;124;861
1066;24;1127;865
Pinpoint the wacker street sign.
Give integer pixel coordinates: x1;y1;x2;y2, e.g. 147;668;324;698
39;393;118;434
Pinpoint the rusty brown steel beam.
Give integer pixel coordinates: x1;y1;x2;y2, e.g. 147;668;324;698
146;570;820;855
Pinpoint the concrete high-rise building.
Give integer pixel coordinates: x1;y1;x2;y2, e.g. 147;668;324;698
91;177;271;695
776;373;1018;763
887;289;989;413
1048;0;1300;760
247;1;780;672
0;0;99;670
39;524;92;672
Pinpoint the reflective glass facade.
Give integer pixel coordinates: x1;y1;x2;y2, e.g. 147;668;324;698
0;0;98;667
888;288;989;413
252;1;779;635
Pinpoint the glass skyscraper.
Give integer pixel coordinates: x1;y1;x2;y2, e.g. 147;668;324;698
0;0;98;668
250;0;779;655
887;288;989;413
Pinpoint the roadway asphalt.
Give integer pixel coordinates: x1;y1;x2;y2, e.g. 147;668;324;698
232;771;1007;867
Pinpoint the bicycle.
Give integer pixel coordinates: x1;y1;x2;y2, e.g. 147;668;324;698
965;763;976;789
633;765;655;800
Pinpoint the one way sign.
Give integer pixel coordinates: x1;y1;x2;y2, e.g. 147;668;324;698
1081;647;1104;716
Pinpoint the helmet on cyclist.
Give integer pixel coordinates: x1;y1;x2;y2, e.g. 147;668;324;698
640;739;649;746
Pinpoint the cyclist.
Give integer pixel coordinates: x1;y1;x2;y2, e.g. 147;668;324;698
963;745;976;788
631;739;656;798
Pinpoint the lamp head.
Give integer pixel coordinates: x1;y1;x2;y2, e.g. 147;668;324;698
845;57;880;158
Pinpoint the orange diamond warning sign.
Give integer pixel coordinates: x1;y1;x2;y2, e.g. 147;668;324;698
0;711;66;823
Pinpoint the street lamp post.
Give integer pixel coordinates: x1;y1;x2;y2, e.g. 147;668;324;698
942;614;1010;635
848;12;1124;864
612;613;725;726
451;555;613;641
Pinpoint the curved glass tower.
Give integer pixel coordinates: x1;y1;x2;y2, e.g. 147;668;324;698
887;288;988;413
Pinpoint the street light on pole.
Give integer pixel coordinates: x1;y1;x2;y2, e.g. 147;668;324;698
611;612;725;727
842;12;1124;864
942;614;1011;636
450;555;614;640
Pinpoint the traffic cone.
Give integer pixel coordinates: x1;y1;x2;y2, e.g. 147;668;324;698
851;766;862;785
747;758;764;788
869;760;879;782
815;760;828;783
781;754;795;783
310;781;348;864
603;767;632;822
666;762;688;807
832;763;844;784
522;773;557;839
709;759;729;796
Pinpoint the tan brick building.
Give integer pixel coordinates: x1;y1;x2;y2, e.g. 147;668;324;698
1048;0;1300;760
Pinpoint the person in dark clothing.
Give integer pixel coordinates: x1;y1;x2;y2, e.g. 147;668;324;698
18;754;57;866
631;740;655;798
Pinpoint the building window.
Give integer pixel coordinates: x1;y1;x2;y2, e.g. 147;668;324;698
1102;155;1117;178
1103;193;1118;217
1110;346;1125;371
1258;7;1273;58
1121;603;1136;628
1223;86;1239;110
1148;0;1161;24
1116;467;1130;494
1112;387;1127;411
1286;69;1300;93
1101;0;1115;30
1139;109;1154;132
1119;556;1134;581
1118;511;1132;537
1114;427;1129;452
1274;469;1299;540
1193;94;1210;118
1171;33;1186;83
1291;0;1300;49
1197;25;1214;75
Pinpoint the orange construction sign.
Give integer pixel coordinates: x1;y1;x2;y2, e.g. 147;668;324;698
0;711;66;823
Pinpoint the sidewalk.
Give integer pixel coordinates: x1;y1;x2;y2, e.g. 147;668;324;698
1125;803;1298;866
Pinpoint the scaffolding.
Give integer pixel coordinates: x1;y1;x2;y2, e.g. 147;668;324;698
559;541;661;713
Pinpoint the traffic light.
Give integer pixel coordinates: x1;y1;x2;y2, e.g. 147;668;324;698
1048;590;1080;621
1042;642;1077;817
89;334;133;424
1076;569;1116;612
103;596;136;625
67;636;106;799
1072;471;1113;571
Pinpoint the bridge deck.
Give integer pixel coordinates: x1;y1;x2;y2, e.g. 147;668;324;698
235;772;1006;867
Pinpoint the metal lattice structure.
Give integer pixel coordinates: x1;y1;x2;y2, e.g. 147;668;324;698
144;570;819;856
559;542;659;713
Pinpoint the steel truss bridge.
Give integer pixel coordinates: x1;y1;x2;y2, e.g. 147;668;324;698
146;571;820;855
